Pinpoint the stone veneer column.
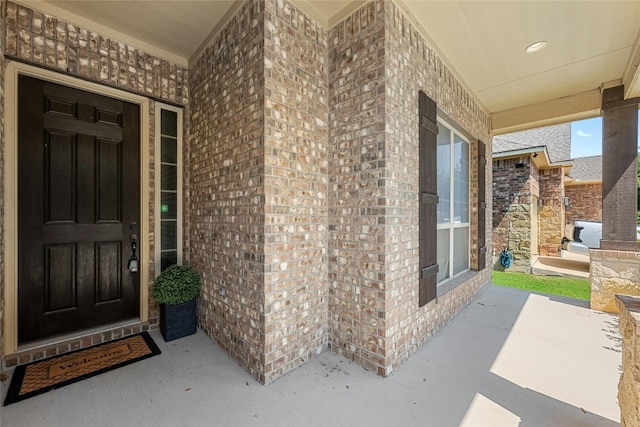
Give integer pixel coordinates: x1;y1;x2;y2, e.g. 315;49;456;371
616;295;640;426
590;86;640;312
538;167;565;257
600;86;639;251
591;249;640;312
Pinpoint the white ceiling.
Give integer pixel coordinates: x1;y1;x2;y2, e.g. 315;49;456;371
26;0;640;133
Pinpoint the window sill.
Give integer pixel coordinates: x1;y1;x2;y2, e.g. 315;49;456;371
437;270;477;298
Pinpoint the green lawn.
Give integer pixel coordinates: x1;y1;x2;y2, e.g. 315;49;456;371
492;271;591;301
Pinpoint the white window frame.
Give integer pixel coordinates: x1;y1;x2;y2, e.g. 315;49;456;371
436;117;470;285
154;103;183;277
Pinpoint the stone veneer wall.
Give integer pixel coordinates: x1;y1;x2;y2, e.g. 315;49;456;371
591;249;640;313
565;183;602;222
492;156;535;271
538;167;565;254
188;0;267;381
2;1;187;367
616;294;640;426
262;0;329;382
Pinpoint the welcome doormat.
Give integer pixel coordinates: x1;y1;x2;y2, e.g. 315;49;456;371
4;332;161;405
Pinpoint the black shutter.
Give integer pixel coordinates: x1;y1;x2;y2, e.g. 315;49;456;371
477;140;487;270
419;91;439;307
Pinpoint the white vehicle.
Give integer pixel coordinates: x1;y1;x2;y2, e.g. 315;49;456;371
562;220;640;255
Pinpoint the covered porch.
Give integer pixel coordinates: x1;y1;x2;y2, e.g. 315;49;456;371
1;285;620;426
0;0;638;424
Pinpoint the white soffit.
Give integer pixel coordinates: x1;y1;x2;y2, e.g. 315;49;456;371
29;0;640;133
400;1;640;108
399;0;640;129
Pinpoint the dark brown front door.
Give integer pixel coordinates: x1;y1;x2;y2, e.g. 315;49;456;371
18;75;140;344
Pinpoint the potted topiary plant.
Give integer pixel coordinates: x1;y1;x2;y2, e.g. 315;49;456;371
152;264;201;342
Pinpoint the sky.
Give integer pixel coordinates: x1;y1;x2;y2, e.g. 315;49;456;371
571;112;640;158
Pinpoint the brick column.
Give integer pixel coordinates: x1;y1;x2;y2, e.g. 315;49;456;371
600;86;639;251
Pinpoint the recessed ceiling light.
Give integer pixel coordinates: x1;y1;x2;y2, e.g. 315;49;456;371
525;41;548;54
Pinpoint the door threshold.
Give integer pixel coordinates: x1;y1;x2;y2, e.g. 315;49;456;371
16;318;142;353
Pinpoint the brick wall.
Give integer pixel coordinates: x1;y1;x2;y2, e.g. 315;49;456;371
326;0;492;376
190;0;330;384
384;0;492;374
188;0;267;381
327;0;387;374
539;167;565;250
565;183;602;222
492;157;534;270
5;2;188;104
262;0;330;383
189;0;492;381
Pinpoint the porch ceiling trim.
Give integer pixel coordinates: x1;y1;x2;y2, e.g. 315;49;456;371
491;89;602;135
623;27;640;100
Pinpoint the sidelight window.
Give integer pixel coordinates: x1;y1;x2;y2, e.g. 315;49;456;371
155;104;183;275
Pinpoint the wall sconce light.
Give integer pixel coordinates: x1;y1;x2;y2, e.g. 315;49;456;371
563;196;571;209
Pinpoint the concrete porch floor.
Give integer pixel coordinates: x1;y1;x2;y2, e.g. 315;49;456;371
1;285;620;427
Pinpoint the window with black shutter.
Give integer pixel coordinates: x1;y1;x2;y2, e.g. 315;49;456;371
419;91;474;307
476;140;487;270
419;91;439;306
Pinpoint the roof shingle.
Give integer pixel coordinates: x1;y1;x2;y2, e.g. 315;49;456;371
492;123;571;163
570;155;602;181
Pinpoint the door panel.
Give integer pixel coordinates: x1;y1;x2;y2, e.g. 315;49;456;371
44;244;76;311
44;131;77;223
96;241;122;303
97;138;122;222
18;75;140;344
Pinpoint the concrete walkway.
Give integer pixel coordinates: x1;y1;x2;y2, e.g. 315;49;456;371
1;285;620;426
531;251;590;279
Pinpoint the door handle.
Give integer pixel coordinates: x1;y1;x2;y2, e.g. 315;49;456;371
128;234;138;273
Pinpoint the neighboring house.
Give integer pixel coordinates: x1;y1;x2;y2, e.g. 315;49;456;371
565;155;603;222
492;124;573;271
492;124;602;271
0;0;492;384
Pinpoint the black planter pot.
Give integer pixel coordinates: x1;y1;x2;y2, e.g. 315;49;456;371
160;298;197;342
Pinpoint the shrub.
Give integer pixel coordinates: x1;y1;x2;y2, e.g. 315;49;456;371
152;264;200;305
